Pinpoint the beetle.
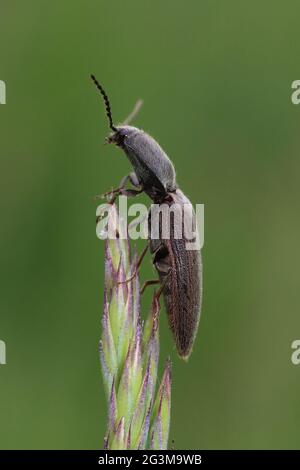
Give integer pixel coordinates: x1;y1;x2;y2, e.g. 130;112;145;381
91;74;202;359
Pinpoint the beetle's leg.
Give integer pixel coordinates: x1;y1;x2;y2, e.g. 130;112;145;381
112;173;144;200
128;171;140;188
154;270;171;299
94;174;130;200
106;173;143;203
140;257;172;295
140;279;160;295
152;271;172;331
139;243;169;293
109;172;140;194
119;243;149;285
110;187;143;203
94;172;142;202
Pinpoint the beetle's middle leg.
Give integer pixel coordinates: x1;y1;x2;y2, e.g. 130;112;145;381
140;279;160;295
135;242;171;294
119;242;149;285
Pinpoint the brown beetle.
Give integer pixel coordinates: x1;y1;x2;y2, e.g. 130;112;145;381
91;75;202;359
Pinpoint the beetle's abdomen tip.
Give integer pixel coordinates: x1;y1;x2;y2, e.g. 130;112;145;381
178;350;192;361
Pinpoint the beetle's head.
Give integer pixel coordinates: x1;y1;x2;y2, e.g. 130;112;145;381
106;126;139;148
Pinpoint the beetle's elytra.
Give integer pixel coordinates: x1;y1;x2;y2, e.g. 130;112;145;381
91;74;202;359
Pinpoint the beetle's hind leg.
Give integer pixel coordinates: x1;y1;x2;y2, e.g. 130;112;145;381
146;272;172;331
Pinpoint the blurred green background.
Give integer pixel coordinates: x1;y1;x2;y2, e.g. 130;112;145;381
1;0;300;450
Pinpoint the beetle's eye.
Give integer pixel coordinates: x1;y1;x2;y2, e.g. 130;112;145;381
119;129;128;138
118;131;128;143
113;131;127;147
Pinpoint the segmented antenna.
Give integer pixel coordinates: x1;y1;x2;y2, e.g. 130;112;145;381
90;74;117;132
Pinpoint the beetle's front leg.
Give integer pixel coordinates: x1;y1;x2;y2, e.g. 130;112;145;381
95;172;143;203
